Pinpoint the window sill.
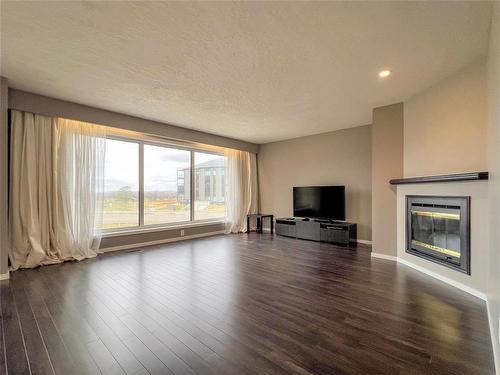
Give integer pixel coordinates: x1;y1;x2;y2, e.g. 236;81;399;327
101;220;226;238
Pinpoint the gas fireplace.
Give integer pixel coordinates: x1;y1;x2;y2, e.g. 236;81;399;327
406;195;470;274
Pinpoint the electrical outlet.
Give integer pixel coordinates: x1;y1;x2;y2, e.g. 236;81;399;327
180;229;185;237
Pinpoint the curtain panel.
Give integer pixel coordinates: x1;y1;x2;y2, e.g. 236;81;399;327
9;110;106;270
224;149;259;233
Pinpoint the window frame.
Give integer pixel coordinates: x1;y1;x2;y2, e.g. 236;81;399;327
102;134;226;235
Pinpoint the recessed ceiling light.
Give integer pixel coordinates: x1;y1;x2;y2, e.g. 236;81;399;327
379;70;391;78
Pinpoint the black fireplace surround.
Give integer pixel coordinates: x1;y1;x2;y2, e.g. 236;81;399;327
406;195;470;274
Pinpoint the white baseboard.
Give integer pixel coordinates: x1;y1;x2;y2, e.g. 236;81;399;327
397;257;486;301
100;230;225;253
369;253;486;301
370;252;397;261
486;299;500;374
357;239;372;245
0;272;9;280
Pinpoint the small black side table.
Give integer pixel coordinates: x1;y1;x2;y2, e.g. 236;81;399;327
247;214;274;234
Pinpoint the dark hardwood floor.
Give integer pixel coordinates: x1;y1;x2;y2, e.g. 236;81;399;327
0;233;495;375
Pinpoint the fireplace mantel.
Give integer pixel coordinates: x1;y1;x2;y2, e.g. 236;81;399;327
390;172;488;185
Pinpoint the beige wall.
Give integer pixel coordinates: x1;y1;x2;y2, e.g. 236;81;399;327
0;77;8;276
487;2;500;371
258;125;372;241
100;223;225;250
404;60;487;177
371;103;404;256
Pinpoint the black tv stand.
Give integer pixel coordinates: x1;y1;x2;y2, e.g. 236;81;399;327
275;218;357;246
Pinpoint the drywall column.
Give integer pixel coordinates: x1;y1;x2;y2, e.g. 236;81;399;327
0;77;8;279
371;103;403;257
487;2;500;371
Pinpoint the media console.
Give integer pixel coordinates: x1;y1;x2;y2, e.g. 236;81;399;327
275;218;357;246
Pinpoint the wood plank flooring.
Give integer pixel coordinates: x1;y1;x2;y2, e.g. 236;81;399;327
0;233;495;374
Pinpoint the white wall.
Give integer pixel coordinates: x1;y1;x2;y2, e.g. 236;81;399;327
487;3;500;372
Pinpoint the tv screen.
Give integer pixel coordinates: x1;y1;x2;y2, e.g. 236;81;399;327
293;186;345;220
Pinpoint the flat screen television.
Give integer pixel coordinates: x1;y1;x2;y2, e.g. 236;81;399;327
293;186;345;220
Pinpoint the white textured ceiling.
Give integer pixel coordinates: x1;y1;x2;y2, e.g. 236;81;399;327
0;1;492;144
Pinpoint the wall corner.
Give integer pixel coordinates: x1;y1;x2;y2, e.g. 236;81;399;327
371;102;404;256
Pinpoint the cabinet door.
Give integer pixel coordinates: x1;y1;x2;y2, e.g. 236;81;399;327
331;229;349;244
276;223;296;237
321;227;348;244
320;228;334;242
296;222;320;241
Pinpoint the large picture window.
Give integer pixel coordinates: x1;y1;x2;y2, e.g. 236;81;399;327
194;152;226;221
102;137;225;232
144;145;191;225
103;139;140;229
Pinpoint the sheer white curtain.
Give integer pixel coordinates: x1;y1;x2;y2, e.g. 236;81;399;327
55;118;106;259
224;149;259;233
9;110;106;269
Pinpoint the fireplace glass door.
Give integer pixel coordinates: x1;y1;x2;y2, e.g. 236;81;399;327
406;196;470;274
411;207;461;262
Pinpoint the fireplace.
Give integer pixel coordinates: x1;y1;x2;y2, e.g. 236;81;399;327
406;195;470;274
